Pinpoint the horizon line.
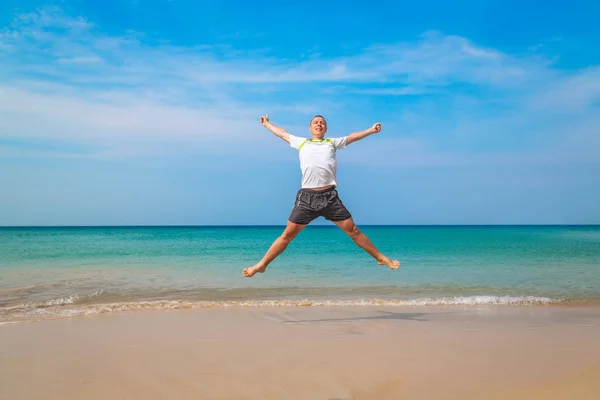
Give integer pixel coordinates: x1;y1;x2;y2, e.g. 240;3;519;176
1;224;599;228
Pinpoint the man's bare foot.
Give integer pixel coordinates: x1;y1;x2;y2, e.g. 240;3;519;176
377;257;400;270
242;263;267;277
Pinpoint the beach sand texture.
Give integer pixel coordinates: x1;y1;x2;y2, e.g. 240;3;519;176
2;305;600;400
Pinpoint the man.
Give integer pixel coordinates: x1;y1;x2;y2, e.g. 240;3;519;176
242;114;400;277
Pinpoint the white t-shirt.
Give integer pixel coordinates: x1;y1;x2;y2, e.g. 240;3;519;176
288;134;349;188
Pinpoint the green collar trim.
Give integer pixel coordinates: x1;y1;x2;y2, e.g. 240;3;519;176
298;137;336;151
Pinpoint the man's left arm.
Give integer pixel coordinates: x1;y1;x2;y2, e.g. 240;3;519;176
346;123;382;145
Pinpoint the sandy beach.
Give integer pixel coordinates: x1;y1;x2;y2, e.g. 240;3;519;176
1;305;600;399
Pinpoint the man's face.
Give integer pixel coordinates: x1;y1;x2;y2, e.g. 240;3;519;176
310;116;327;138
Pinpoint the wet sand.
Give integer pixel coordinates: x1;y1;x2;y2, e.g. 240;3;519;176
1;305;600;399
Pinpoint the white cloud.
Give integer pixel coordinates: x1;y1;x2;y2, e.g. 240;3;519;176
0;6;599;167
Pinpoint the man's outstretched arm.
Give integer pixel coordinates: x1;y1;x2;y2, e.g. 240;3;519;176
346;123;382;145
260;114;291;144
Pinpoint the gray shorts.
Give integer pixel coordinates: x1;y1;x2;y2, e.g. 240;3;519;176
289;186;352;225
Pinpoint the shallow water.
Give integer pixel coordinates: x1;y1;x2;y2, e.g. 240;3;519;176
1;225;599;322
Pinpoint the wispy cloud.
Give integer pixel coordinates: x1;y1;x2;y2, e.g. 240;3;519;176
56;56;103;64
0;8;557;89
351;87;428;96
529;66;600;112
0;6;599;166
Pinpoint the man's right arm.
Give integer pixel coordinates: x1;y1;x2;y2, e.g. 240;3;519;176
260;114;290;144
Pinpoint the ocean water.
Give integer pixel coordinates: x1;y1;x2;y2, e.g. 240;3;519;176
1;225;600;323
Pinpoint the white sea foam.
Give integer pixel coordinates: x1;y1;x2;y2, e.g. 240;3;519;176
0;295;568;323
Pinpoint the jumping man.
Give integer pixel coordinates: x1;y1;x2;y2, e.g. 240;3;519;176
242;114;400;277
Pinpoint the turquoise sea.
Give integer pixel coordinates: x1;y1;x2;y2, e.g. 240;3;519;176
1;225;600;323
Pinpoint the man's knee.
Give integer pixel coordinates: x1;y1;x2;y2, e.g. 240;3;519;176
280;231;296;243
346;223;361;238
281;225;303;242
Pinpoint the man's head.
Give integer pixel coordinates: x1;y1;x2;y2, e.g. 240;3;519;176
309;115;327;139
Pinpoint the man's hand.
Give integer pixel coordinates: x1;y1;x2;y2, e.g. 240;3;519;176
370;123;382;134
260;114;269;125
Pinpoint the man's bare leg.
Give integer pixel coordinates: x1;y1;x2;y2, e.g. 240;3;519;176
242;220;307;277
334;217;400;270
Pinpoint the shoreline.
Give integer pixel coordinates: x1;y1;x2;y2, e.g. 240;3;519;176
2;305;600;399
3;296;600;325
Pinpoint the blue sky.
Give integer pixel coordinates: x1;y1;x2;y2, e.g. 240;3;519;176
1;0;599;226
